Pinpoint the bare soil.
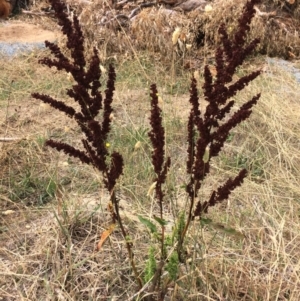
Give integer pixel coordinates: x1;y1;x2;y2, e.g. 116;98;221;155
0;22;57;43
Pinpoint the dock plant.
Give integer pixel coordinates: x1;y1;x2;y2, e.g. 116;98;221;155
32;0;261;299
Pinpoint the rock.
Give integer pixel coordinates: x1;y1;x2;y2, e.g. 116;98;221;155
174;0;207;12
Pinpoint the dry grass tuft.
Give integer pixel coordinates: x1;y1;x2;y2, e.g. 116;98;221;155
21;0;300;61
190;0;300;59
130;7;190;58
61;0;300;60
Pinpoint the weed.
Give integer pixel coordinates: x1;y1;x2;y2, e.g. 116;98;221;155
32;0;262;299
9;169;56;205
144;246;157;283
35;135;47;148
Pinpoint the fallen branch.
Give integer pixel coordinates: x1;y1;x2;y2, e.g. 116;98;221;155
128;2;156;19
0;137;23;142
21;9;54;16
254;5;276;17
100;14;129;26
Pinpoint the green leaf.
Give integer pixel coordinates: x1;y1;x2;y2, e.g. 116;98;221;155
215;225;244;238
200;218;244;238
200;217;213;226
138;215;157;234
153;215;168;226
166;252;179;281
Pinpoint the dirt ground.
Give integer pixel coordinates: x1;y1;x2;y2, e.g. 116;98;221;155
0;22;57;43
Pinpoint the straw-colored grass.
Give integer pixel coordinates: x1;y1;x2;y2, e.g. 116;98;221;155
1;45;300;300
25;0;300;61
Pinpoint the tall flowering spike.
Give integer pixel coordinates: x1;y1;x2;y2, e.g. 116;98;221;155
216;100;234;121
31;93;76;118
233;0;261;48
50;0;72;35
160;157;171;185
149;84;171;209
183;0;261;227
102;65;116;141
71;15;86;69
46;140;91;165
49;0;86;71
227;71;261;98
210;93;260;157
203;0;261;106
107;152;124;191
40;42;71;71
32;0;123;201
186;77;200;174
219;24;232;60
186;112;195;175
149;84;165;175
86;49;102;96
189;77;201;122
87;120;106;157
193;137;209;181
32;0;141;289
210;169;247;205
193;169;248;218
203;65;213;100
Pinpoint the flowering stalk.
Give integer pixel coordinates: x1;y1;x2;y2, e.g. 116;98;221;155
148;85;171;297
178;0;262;261
32;0;142;289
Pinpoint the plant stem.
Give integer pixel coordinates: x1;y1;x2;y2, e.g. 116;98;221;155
111;189;143;289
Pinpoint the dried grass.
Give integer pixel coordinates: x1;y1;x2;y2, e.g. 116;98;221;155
62;0;300;60
23;0;300;60
190;0;300;59
1;7;300;300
